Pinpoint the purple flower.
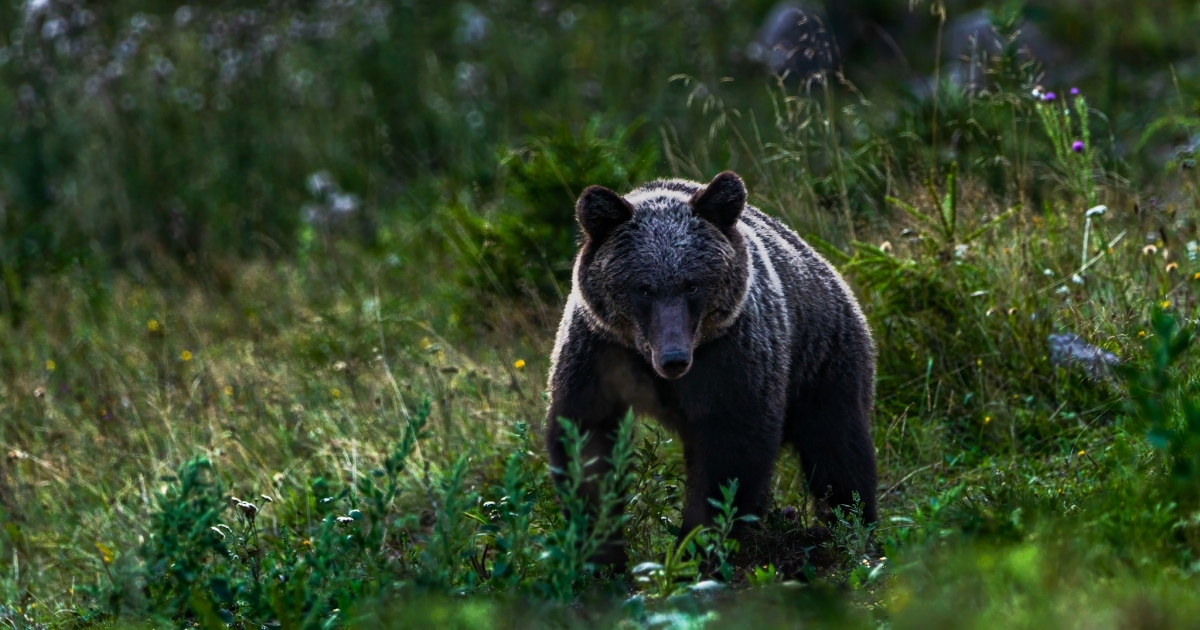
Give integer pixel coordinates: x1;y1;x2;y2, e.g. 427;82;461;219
1072;140;1085;153
1070;87;1080;96
1043;92;1057;102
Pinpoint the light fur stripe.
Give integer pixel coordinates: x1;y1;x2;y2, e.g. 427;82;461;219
742;212;809;281
625;189;692;205
548;291;579;377
711;222;757;331
736;220;791;334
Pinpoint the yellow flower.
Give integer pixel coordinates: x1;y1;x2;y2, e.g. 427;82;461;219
331;388;342;399
1138;330;1147;338
45;359;56;372
976;359;982;366
514;359;526;370
1160;301;1171;309
1107;247;1113;254
147;319;160;332
418;337;432;350
180;350;193;362
984;416;991;424
1078;450;1086;457
223;385;233;396
95;542;114;564
1194;272;1200;281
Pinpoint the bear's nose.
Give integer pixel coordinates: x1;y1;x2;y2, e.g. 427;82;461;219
657;349;692;378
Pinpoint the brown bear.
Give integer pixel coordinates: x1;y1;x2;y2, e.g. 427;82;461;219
545;171;877;568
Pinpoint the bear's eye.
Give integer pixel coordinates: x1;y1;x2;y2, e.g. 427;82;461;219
686;284;699;295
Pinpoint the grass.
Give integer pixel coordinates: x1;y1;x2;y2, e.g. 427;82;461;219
4;1;1200;628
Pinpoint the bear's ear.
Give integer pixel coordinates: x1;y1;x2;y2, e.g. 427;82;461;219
690;171;746;232
576;185;633;243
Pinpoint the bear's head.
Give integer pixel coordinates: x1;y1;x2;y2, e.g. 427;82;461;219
574;171;752;379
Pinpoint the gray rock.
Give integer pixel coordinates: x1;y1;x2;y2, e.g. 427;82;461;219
1048;332;1119;379
748;2;839;80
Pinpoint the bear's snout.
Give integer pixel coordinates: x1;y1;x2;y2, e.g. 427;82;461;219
655;348;692;378
649;297;694;379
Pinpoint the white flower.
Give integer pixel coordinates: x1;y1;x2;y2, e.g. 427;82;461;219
330;193;359;215
1085;205;1107;217
1043;268;1054;277
1071;274;1084;285
307;171;335;197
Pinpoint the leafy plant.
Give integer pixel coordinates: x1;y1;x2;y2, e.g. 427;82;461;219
1124;310;1200;508
631;526;705;598
538;412;638;600
698;479;755;582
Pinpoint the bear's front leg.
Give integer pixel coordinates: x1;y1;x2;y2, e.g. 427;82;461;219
676;390;785;538
545;338;634;571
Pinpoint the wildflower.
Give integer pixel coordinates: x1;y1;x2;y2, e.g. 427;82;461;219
1043;91;1056;102
1043;268;1054;277
333;361;348;372
1194;272;1200;281
1031;86;1043;99
147;319;160;332
1167;262;1178;273
180;350;193;362
336;516;355;525
514;359;526;370
1071;274;1084;285
261;495;273;502
880;240;893;253
1070;87;1080;96
1003;247;1011;255
976;359;982;366
1143;245;1158;255
1055;286;1069;295
237;500;259;518
1161;300;1171;309
331;388;342;399
418;337;432;350
95;542;114;564
984;416;991;424
1078;450;1086;457
33;387;45;399
210;526;226;539
1138;331;1147;338
954;243;968;258
224;385;233;396
1072;140;1084;153
1007;308;1017;316
45;359;56;371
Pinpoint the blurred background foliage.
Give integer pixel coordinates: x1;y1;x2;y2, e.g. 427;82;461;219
2;0;1198;320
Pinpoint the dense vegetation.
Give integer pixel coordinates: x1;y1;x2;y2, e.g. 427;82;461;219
3;0;1200;627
